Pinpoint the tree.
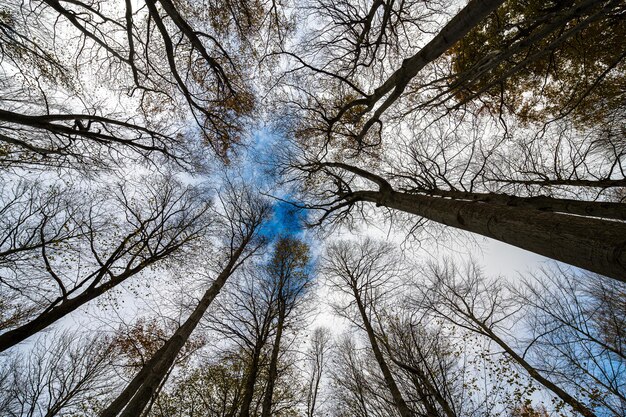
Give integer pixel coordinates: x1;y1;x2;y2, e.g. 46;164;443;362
304;326;332;417
413;260;599;417
515;266;626;416
148;354;246;417
323;239;414;417
379;313;463;417
284;158;626;281
0;0;274;168
449;0;626;124
101;182;270;417
276;0;626;281
260;236;311;417
0;330;118;417
0;176;210;352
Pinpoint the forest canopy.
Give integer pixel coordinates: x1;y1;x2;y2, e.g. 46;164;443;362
0;1;624;416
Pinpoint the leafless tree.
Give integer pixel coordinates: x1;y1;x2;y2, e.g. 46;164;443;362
0;330;119;417
0;175;210;352
515;266;626;416
260;236;312;417
101;181;270;417
305;326;332;417
281;154;626;281
413;260;599;417
323;238;414;417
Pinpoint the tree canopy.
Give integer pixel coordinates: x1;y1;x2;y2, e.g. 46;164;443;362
0;1;624;416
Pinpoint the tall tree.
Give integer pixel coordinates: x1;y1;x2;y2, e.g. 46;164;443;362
413;260;600;417
323;239;414;417
260;236;311;417
0;176;210;352
305;326;332;417
285;159;626;281
0;330;118;417
101;182;270;417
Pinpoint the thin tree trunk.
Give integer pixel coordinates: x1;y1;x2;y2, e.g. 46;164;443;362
351;189;626;281
0;258;158;352
260;306;285;417
475;321;597;417
389;357;456;417
238;345;263;417
489;178;626;189
100;241;249;417
353;294;413;417
307;364;322;417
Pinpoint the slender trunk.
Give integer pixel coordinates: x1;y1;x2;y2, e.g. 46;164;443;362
101;242;249;417
423;189;626;220
238;345;263;417
353;294;413;417
0;264;144;352
353;189;626;281
476;322;597;417
307;365;322;417
407;373;441;417
260;307;285;417
390;357;456;417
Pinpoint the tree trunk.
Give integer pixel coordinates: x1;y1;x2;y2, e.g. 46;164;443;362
100;242;249;417
474;321;597;417
260;306;285;417
423;189;626;220
353;293;413;417
352;189;626;281
0;261;152;352
238;345;263;417
491;178;626;189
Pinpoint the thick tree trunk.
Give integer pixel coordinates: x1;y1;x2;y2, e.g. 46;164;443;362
260;306;285;417
424;189;626;220
353;294;413;417
353;189;626;281
100;242;248;417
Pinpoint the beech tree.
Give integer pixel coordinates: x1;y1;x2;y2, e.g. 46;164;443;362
304;326;332;417
1;0;625;415
100;182;270;417
0;176;210;352
323;239;414;417
515;267;626;416
206;236;311;417
413;260;600;417
260;237;311;417
449;0;626;124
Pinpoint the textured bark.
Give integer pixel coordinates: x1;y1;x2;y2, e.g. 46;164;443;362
352;189;626;281
422;189;626;220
